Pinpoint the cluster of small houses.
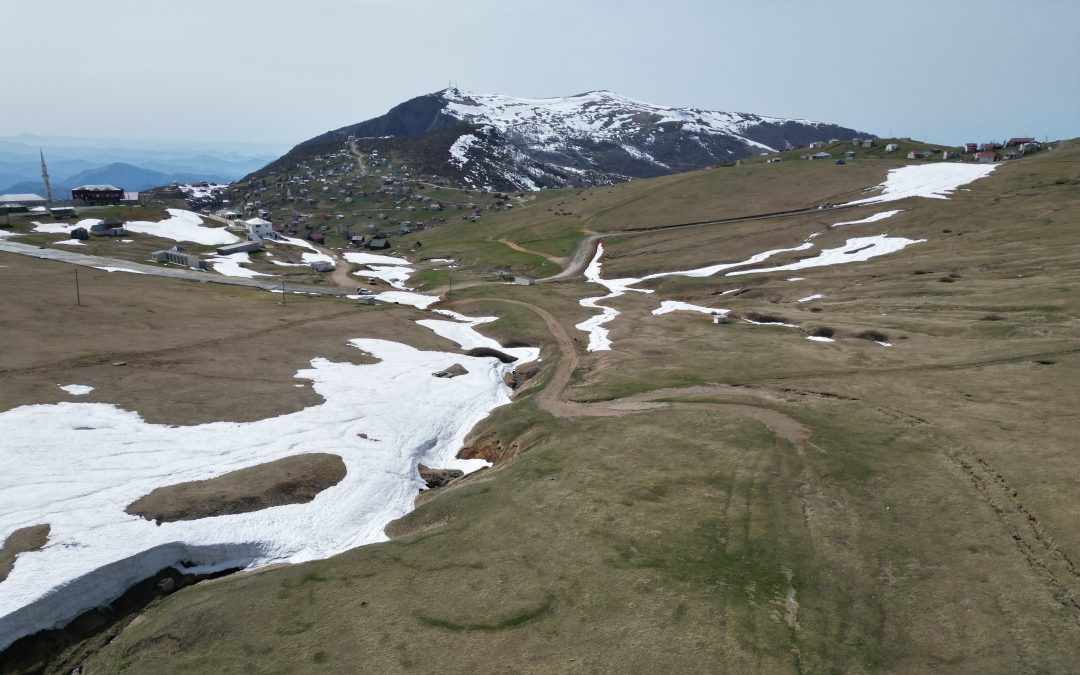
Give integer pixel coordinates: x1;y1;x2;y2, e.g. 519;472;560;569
787;137;1043;163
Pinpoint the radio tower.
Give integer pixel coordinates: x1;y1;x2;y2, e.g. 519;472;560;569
40;149;53;203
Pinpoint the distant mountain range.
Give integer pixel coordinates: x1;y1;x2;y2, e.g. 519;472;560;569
0;134;285;196
261;88;872;190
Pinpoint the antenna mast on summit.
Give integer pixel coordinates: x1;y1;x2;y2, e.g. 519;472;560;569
40;149;53;203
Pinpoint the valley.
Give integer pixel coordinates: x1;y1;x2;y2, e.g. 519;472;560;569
0;134;1077;672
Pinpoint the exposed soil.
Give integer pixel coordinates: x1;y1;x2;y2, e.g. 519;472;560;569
418;464;464;489
126;453;347;524
0;524;50;583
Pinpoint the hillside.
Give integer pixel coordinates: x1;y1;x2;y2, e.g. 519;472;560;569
258;88;872;190
1;138;1076;672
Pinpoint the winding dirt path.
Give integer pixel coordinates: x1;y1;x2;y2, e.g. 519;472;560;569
453;297;812;451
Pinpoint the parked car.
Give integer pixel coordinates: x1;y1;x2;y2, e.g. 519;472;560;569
356;288;373;296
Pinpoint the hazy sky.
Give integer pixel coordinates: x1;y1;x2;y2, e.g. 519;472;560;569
7;0;1079;147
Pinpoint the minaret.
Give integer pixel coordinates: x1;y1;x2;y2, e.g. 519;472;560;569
40;149;53;203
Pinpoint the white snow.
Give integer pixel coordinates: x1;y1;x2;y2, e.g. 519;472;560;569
798;294;825;303
32;218;101;235
0;337;532;650
745;318;799;328
440;89;799;154
53;239;85;247
829;210;902;227
58;384;93;396
575;241;812;350
806;335;835;342
449;134;480;166
125;209;240;246
651;301;729;316
727;235;925;276
93;267;147;275
357;265;416;290
342;251;411;266
301;251;335;268
845;163;998;205
374;291;440;309
786;277;805;281
420;310;540;364
575;243;655;351
208;252;272;279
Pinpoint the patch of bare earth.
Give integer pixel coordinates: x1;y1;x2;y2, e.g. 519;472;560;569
0;524;50;583
126;453;346;524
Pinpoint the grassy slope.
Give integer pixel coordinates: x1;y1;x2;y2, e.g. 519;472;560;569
37;142;1080;673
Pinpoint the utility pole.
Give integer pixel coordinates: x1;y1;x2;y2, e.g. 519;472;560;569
281;280;286;306
74;269;81;306
447;270;452;299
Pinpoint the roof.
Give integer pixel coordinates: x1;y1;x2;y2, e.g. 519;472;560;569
245;217;272;226
0;193;46;203
73;184;122;192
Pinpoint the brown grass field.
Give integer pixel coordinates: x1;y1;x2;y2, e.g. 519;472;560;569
1;143;1079;673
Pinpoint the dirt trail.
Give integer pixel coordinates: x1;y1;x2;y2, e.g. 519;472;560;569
453;298;812;451
498;238;567;265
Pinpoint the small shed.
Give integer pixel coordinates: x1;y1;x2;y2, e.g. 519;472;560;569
217;240;263;256
368;237;389;250
356;296;376;305
71;227;89;240
844;150;857;159
514;276;535;286
152;247;207;270
50;206;76;219
310;260;334;272
885;143;900;152
975;151;1000;163
809;152;832;160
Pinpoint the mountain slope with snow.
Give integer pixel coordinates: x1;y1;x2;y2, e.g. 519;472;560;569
264;89;871;190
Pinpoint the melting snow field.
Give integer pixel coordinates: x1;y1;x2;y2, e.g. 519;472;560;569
57;384;94;396
727;235;924;276
829;210;902;227
578;217;927;349
124;209;240;246
0;333;534;649
93;266;147;275
208;252;273;279
845;163;998;205
652;301;728;316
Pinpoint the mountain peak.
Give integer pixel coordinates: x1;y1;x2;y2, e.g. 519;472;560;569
275;89;872;191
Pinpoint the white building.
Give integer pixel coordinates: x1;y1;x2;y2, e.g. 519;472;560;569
244;217;274;239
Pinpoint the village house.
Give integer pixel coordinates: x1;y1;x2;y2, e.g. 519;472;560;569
805;151;832;160
1006;137;1035;147
244;217;275;239
72;184;124;205
965;143;979;154
975;150;1000;163
885;143;900;152
907;150;931;159
860;139;875;148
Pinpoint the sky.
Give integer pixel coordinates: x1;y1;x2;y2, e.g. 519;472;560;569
5;0;1079;147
